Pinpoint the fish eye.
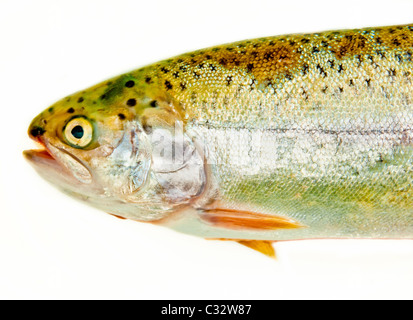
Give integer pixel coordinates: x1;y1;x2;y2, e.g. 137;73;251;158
63;117;93;148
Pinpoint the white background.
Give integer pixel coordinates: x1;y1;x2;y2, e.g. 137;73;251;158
1;0;413;299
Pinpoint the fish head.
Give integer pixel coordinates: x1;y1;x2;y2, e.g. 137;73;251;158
24;73;208;222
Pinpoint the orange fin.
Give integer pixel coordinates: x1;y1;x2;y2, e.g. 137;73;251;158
200;208;303;231
207;238;277;259
109;213;127;220
238;240;276;259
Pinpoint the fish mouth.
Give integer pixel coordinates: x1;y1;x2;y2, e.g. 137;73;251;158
23;140;80;192
23;139;61;169
24;138;84;188
27;148;54;160
24;138;93;185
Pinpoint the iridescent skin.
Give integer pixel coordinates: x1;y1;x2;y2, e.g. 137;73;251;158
26;24;413;242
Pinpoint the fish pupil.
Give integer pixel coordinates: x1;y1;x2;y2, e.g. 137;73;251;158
71;125;84;139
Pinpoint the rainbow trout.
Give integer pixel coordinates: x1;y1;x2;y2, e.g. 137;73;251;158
24;24;413;257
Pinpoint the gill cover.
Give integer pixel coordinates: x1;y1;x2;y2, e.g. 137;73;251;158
93;121;152;197
149;121;206;204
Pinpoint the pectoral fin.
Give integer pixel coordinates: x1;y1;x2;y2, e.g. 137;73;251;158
237;240;276;259
200;208;303;231
207;238;277;259
109;213;127;220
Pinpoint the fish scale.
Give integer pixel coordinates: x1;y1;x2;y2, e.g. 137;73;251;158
146;26;413;127
25;24;413;257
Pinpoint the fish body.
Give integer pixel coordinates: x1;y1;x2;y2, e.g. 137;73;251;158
25;24;413;256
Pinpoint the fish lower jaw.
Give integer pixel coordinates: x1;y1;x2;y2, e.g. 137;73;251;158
23;147;72;182
23;147;57;167
23;136;56;164
23;148;54;161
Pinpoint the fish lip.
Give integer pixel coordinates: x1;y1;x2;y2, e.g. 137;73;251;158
24;138;93;184
23;137;58;165
23;147;70;180
23;137;66;173
23;148;54;161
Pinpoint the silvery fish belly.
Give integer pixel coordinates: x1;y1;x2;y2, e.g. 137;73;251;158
24;24;413;257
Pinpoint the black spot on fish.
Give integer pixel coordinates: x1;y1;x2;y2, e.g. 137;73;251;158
246;63;254;72
67;108;75;113
356;55;363;67
145;77;152;84
302;63;309;76
118;113;126;120
301;87;309;100
143;124;153;134
164;80;173;90
30;126;45;138
328;60;335;69
317;64;327;78
388;68;397;77
150;100;158;108
77;97;84;103
125;80;135;88
127;98;137;106
376;50;386;59
226;76;233;86
249;79;256;91
219;58;227;66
